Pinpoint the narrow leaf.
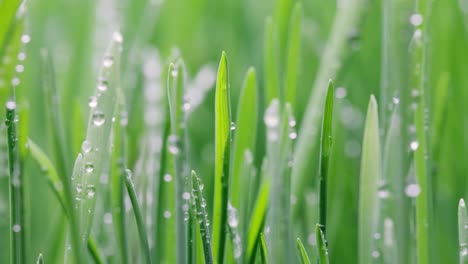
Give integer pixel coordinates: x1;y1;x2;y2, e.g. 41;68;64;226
296;238;311;264
315;225;329;264
284;3;302;109
459;199;468;264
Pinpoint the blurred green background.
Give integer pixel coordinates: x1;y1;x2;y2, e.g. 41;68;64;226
1;0;468;263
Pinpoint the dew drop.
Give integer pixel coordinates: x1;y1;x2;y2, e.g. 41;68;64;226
21;34;31;44
15;64;24;73
230;122;236;131
392;97;400;105
409;141;419;151
405;183;421;197
164;210;172;219
97;79;108;92
103;55;114;68
228;203;239;228
6;100;16;110
168;135;180;155
86;185;96;198
92;111;105;126
88;96;98;108
12;224;21;233
164;173;172;182
76;184;83;193
410;13;423;26
84;162;94;173
18;52;26;61
461;247;468;257
372;250;380;258
171;69;178;77
335;87;347;99
264;99;280;128
113;31;123;43
182;192;190;200
289;131;297;140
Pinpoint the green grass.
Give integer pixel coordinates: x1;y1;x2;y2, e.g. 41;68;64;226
1;0;468;263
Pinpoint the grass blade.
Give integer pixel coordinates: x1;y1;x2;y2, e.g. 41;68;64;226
27;139;66;212
264;18;280;104
124;169;152;263
87;237;103;264
167;60;189;264
296;238;311;264
247;177;270;262
191;171;214;264
316;224;329;264
6;99;25;264
358;95;381;263
213;51;232;263
73;33;121;254
459;199;468;264
260;233;269;264
318;81;334;236
231;67;258;210
284;3;302;109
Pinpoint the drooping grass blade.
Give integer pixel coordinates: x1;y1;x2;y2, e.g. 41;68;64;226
318;81;334;236
6;99;25;264
87;237;103;264
124;169;152;263
296;238;311;264
283;3;302;110
315;224;329;264
459;199;468;264
191;171;214;264
213;51;232;264
358;95;381;263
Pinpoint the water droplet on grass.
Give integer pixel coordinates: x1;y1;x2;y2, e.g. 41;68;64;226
87;185;96;198
113;31;123;43
21;34;30;44
164;173;172;182
92;111;105;126
410;13;423;26
164;210;172;218
335;87;347;99
12;224;21;232
168;135;180;155
6;100;16;110
103;55;114;68
409;140;419;151
405;183;421;197
88;96;98;108
85;163;94;173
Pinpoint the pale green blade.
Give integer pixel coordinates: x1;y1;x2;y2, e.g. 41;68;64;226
264;18;280;105
212;51;232;263
358;95;381;263
315;225;329;264
296;238;311;264
459;199;468;264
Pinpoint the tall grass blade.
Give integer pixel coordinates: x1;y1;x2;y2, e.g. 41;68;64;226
284;3;302;110
213;51;232;263
6;99;25;264
358;95;381;263
459;199;468;264
166;60;189;264
315;224;329;264
296;238;311;264
191;171;214;264
87;237;103;264
318;81;334;236
124;169;152;263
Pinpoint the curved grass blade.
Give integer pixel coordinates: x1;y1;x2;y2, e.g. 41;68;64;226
27;139;66;212
296;238;311;264
284;3;302;109
36;253;44;264
315;224;329;264
5;99;25;264
191;171;214;264
166;60;190;264
124;169;151;263
459;199;468;264
260;233;269;264
292;0;368;203
213;51;232;264
358;95;381;264
73;33;122;252
318;81;334;236
264;18;280;104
